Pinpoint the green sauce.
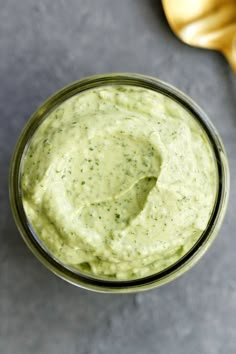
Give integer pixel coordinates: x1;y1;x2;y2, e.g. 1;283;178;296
21;86;217;279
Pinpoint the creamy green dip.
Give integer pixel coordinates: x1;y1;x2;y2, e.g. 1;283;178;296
21;85;217;279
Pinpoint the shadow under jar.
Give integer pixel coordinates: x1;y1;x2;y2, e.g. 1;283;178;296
9;73;229;293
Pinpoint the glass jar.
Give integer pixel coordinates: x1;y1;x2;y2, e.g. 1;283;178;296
9;73;229;293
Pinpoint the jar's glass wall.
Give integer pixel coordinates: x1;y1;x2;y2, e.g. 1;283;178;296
9;74;229;293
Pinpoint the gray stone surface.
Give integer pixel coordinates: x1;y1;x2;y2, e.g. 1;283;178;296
1;1;236;353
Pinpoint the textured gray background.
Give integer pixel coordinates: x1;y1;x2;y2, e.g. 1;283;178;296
1;1;236;353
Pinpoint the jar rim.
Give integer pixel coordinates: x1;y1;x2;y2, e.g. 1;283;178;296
9;73;230;293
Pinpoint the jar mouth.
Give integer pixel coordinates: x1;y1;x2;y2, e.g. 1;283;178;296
9;73;230;292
